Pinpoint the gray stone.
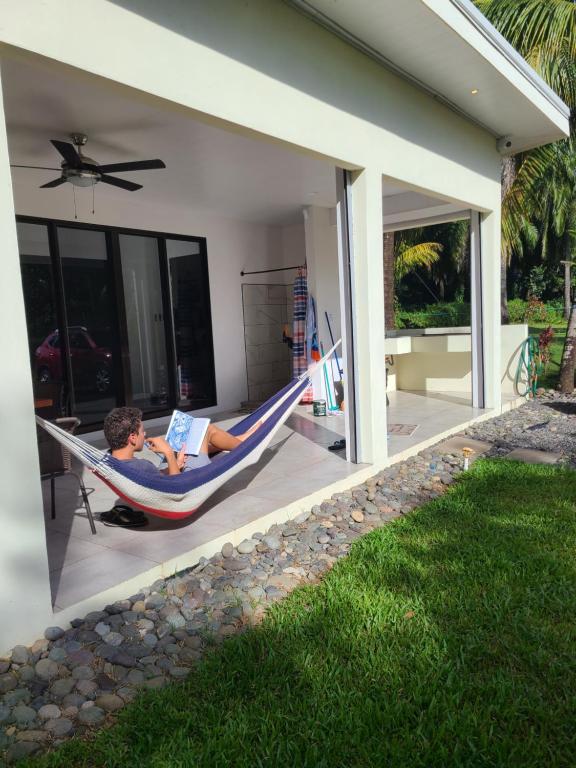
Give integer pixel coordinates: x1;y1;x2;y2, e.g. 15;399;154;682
94;622;111;637
12;705;37;726
4;689;30;707
145;593;166;610
11;646;29;665
6;741;41;762
94;672;116;691
110;651;137;668
103;632;124;647
44;717;75;737
0;704;11;724
63;693;86;709
50;677;76;699
48;647;68;663
126;669;146;685
106;600;132;615
44;626;65;642
0;673;18;694
78;706;106;726
0;660;10;674
142;675;166;690
223;558;250;572
72;665;95;681
169;666;189;679
35;659;59;681
75;679;98;697
117;686;137;702
38;704;62;721
15;730;49;743
506;447;561;464
95;694;124;712
263;535;281;550
143;633;158;648
293;509;311;524
237;539;257;555
221;542;234;558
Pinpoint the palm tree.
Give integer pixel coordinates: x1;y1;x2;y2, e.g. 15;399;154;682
383;232;442;330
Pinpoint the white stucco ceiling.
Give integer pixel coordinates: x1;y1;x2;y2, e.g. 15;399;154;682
2;53;465;227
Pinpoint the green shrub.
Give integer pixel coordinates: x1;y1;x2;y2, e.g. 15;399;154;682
507;298;564;325
507;298;527;324
396;302;470;329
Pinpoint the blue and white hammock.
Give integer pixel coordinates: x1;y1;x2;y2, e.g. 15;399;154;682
36;342;340;519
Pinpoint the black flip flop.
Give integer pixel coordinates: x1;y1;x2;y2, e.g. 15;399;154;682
100;505;149;528
328;439;346;451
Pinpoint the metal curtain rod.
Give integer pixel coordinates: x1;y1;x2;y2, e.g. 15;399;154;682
240;264;304;277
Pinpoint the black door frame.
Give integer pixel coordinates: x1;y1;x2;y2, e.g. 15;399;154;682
17;215;216;431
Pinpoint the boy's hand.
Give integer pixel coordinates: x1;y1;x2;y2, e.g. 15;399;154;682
146;437;173;456
176;447;186;471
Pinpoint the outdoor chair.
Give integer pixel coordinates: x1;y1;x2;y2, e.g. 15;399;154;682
37;416;97;535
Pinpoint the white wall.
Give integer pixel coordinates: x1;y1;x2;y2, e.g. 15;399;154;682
12;183;305;415
385;324;528;395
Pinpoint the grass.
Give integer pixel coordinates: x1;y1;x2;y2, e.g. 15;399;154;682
24;460;576;768
529;321;567;390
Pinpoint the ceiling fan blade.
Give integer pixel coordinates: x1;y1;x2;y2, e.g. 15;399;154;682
50;140;81;167
10;165;61;170
96;159;166;174
40;177;67;189
99;174;142;191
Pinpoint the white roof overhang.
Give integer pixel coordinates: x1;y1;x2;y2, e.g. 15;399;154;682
284;0;570;153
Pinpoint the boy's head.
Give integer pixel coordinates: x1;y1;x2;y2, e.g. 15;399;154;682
103;407;144;451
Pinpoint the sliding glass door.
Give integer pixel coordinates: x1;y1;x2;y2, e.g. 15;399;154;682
119;234;170;413
17;218;216;430
166;238;216;407
57;226;119;424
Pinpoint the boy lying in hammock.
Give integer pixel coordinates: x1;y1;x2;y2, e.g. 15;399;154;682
103;407;260;475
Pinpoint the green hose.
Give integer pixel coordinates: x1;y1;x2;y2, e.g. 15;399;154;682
515;335;543;398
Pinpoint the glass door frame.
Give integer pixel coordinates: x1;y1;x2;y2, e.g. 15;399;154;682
17;215;215;431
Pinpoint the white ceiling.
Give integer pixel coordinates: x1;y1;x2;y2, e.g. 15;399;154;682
2;56;339;226
2;54;463;227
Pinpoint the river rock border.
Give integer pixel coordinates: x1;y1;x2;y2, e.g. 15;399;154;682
2;393;573;764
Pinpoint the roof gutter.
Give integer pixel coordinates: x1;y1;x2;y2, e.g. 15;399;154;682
283;0;569;140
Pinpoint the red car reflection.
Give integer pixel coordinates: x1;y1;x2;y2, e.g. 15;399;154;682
35;327;113;393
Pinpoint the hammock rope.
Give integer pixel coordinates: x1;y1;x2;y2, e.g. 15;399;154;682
37;341;341;519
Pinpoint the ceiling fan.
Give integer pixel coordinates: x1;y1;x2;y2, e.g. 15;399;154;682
10;133;166;191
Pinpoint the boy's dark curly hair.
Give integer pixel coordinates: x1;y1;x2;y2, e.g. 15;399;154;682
103;407;143;451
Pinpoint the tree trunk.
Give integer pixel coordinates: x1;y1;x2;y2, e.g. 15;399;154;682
500;254;509;324
383;231;395;331
564;261;571;321
500;154;517;325
559;303;576;393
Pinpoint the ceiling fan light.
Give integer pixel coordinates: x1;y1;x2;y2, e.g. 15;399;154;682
64;168;100;187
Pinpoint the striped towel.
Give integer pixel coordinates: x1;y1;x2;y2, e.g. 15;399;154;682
293;267;313;403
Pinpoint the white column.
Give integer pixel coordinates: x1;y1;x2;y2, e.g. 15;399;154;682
0;61;53;653
348;167;387;464
479;208;502;410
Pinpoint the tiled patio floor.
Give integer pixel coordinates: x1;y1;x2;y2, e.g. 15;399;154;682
41;391;518;611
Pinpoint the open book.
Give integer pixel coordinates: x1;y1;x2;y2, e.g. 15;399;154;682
165;410;211;456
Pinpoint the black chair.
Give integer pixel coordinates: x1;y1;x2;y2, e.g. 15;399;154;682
37;417;97;535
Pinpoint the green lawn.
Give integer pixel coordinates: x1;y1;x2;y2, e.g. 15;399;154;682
529;321;567;390
25;460;576;768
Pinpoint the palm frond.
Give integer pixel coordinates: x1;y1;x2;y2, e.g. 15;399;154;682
394;241;442;280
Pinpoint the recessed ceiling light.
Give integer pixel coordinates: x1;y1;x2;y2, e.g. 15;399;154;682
471;88;479;95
